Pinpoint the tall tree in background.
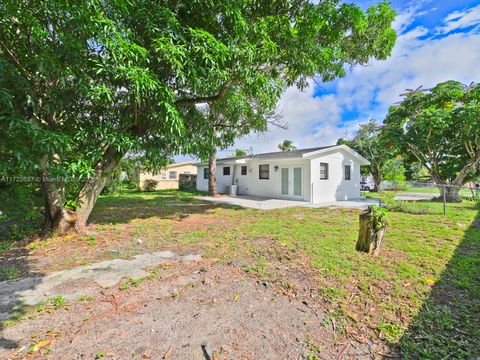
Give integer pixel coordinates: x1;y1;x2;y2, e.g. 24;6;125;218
383;81;480;201
338;120;392;192
278;140;297;151
1;0;397;233
232;149;247;158
191;92;283;197
382;157;406;184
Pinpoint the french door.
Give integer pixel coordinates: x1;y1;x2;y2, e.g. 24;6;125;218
281;166;303;198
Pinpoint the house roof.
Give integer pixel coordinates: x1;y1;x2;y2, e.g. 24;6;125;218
166;162;195;169
196;145;370;165
218;146;336;161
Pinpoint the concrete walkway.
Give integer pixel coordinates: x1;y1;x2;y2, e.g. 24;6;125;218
0;251;201;321
198;195;379;210
394;192;436;201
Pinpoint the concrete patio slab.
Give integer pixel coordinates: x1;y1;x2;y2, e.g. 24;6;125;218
0;251;201;321
198;195;379;210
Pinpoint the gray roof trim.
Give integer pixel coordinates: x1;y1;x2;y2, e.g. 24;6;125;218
195;145;370;166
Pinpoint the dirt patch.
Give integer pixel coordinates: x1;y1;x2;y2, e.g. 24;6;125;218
0;263;372;359
3;209;240;278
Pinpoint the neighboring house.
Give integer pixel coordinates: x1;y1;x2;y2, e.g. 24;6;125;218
196;145;370;202
139;162;197;190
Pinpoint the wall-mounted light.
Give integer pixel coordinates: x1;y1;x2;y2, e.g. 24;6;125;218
274;166;279;172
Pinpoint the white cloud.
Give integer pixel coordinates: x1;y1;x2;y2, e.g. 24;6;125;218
436;4;480;34
392;0;432;33
336;28;480;118
232;1;480;155
235;85;344;153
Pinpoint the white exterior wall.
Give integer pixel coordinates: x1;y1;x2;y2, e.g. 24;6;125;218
196;164;234;193
234;158;311;201
197;159;311;200
309;149;361;202
196;147;363;202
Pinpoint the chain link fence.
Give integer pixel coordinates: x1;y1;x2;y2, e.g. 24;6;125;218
365;181;480;215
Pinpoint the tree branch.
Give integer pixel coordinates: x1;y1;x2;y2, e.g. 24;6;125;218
0;39;32;81
175;80;233;107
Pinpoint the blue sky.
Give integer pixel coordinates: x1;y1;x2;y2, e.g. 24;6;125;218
181;0;480;160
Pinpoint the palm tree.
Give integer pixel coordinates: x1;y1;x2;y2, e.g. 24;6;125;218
278;140;297;151
232;149;247;157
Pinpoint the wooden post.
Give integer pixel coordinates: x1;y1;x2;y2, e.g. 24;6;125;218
356;207;386;256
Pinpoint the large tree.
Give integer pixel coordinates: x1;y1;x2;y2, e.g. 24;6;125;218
338;120;392;192
383;81;480;201
1;0;397;233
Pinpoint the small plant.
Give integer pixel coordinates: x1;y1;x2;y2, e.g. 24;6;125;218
474;196;480;210
28;242;40;250
142;179;158;192
64;199;78;211
0;241;13;252
305;337;322;359
0;266;20;280
120;271;159;290
379;323;404;342
119;282;130;291
370;205;388;231
77;295;93;302
51;295;65;309
95;351;105;359
82;234;97;246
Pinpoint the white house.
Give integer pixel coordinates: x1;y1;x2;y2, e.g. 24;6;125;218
196;145;370;203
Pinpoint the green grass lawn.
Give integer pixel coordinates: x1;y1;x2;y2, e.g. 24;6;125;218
397;185;475;198
92;190;480;358
404;186;440;194
2;189;479;358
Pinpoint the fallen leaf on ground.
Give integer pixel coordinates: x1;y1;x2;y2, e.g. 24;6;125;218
29;339;51;352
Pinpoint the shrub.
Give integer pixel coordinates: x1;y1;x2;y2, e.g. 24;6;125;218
370;205;388;231
142;179;158;192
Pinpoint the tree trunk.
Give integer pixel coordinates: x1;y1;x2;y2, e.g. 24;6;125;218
438;185;462;203
372;168;381;192
38;157;76;235
74;146;124;233
356;208;386;256
208;150;217;197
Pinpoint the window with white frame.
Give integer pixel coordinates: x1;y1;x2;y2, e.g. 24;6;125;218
241;166;247;175
223;166;231;176
320;163;329;180
345;165;351;180
169;171;177;179
203;168;209;179
259;164;269;179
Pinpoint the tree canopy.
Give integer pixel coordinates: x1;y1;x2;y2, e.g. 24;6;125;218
0;0;397;232
338;119;393;191
383;81;480;197
278;140;297;152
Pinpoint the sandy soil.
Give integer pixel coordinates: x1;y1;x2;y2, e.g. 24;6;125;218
0;261;372;360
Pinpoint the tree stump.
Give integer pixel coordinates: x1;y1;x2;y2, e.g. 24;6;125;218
356;207;386;256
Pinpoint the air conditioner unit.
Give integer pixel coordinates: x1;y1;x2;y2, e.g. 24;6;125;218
225;185;238;196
